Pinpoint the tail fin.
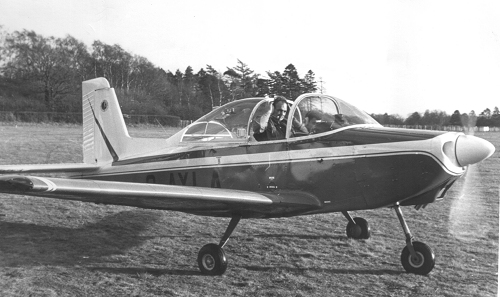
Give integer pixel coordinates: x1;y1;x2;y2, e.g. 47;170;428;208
82;78;165;164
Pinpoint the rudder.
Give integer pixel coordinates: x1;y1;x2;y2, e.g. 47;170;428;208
82;78;130;164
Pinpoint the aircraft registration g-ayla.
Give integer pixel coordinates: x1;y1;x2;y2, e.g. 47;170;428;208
0;78;495;276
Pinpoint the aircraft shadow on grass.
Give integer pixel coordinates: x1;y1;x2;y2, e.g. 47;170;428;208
88;266;201;276
0;209;401;276
252;233;347;241
88;265;402;277
0;210;187;267
242;266;402;275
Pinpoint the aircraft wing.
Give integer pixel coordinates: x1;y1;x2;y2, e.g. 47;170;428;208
0;175;321;217
0;163;100;174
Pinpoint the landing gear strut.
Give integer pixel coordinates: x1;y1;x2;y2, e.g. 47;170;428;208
343;211;371;239
197;215;241;275
394;203;435;275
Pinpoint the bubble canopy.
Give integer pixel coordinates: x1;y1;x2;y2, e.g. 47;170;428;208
174;94;380;144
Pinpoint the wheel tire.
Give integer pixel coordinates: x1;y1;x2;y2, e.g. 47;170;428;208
401;241;435;275
197;243;228;275
346;217;371;239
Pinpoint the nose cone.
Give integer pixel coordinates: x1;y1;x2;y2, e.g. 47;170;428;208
455;135;495;167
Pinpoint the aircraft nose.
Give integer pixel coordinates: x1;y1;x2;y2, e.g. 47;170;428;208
455;135;495;167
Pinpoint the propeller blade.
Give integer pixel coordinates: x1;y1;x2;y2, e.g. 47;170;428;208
448;164;490;242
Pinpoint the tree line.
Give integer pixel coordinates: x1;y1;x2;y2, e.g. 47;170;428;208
371;107;500;128
0;28;317;120
0;26;498;127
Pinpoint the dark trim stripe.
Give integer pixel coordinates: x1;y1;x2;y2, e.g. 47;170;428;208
78;148;462;179
87;97;120;162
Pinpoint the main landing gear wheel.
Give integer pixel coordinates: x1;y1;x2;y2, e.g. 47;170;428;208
401;241;435;275
197;243;228;276
343;213;371;239
197;215;241;276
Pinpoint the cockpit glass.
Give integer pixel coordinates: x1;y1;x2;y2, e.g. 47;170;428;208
335;98;379;125
291;95;379;137
181;99;261;142
293;96;339;135
177;95;379;143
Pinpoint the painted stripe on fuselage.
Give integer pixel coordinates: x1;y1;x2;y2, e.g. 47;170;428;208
80;150;453;179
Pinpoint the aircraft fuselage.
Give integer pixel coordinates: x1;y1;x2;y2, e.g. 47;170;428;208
75;127;461;218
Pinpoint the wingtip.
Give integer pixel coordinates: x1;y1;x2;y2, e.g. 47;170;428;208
0;175;34;192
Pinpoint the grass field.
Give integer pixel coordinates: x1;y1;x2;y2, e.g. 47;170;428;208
0;123;498;297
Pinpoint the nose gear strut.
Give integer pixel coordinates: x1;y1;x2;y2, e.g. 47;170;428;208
393;203;435;275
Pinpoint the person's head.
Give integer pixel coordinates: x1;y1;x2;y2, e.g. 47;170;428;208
272;96;288;122
305;110;322;132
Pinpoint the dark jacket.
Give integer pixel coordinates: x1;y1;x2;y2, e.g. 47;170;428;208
254;117;306;141
254;117;286;141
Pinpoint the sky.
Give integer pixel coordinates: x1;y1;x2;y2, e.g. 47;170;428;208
1;0;499;117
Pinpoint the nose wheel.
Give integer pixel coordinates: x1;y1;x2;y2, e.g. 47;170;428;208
401;241;435;275
394;204;435;275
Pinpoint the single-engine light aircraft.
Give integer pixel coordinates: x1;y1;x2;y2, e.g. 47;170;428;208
0;78;495;275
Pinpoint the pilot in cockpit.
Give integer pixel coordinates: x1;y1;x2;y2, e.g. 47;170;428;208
253;96;307;141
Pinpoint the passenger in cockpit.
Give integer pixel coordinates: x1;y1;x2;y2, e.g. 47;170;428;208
304;110;323;134
305;110;347;134
305;110;334;134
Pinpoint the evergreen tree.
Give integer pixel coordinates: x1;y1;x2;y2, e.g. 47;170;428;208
479;108;491;118
282;64;301;99
266;70;285;96
302;70;317;93
206;65;225;106
183;66;195;107
491;107;500;127
267;64;318;99
404;112;422;125
449;110;462;126
222;60;260;100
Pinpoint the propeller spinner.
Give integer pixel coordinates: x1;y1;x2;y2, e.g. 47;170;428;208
455;134;495;167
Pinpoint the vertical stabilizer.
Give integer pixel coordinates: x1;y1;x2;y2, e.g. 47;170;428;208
82;78;167;165
82;78;130;164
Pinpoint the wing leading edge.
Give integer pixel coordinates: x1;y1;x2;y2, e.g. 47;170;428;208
0;175;321;218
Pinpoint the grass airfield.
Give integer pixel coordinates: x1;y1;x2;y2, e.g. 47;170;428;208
0;123;498;297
